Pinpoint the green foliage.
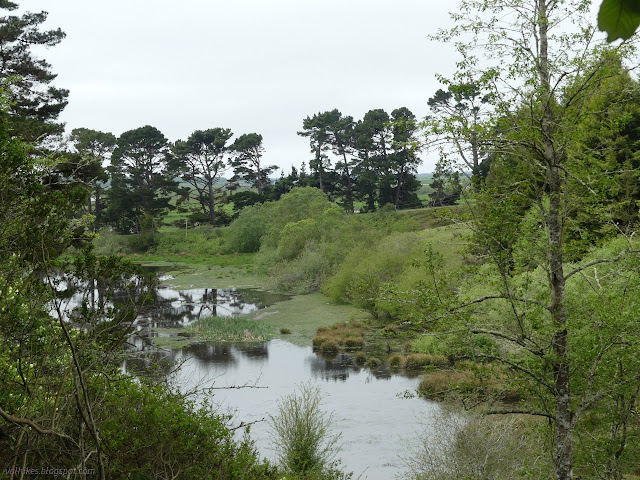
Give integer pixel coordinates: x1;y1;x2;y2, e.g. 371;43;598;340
598;0;640;41
99;376;277;479
270;242;333;294
223;204;266;253
173;128;233;227
412;335;449;356
268;383;349;479
322;232;422;310
0;3;68;142
185;314;275;342
153;227;223;257
107;125;178;233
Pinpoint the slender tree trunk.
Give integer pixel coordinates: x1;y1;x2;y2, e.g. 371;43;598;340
394;168;405;209
316;145;324;192
538;1;572;478
341;151;354;213
208;179;216;227
256;164;263;195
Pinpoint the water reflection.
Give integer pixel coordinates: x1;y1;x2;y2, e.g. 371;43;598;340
63;279;291;332
154;339;438;480
145;287;291;328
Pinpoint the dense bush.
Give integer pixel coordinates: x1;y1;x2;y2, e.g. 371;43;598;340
223;204;267;253
152;227;223;256
322;232;422;310
100;376;277;479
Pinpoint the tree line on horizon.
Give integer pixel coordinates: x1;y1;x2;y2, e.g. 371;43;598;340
64;104;434;236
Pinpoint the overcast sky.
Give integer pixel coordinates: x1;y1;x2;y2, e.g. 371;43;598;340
22;0;457;173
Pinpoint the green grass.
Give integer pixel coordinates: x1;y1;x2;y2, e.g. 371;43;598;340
249;293;372;346
184;315;275;342
143;263;266;289
126;251;256;267
151;293;373;348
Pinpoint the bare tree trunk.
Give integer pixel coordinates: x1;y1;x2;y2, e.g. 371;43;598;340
394;168;405;209
538;1;572;478
341;151;354;213
316;146;324;192
208;179;216;227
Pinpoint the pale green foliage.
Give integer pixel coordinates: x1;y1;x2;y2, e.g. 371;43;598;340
268;383;348;479
402;410;550;480
322;232;422;309
224;204;267;253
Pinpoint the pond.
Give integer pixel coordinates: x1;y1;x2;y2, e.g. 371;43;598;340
64;274;438;479
118;282;439;480
135;339;440;480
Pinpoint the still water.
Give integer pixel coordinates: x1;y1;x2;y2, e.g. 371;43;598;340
113;282;439;479
152;340;440;480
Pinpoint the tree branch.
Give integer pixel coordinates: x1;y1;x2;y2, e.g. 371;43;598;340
0;406;75;443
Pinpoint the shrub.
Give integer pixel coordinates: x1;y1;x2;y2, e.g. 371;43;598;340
100;376;277;479
268;383;346;477
365;357;381;368
223;204;266;253
312;322;365;353
343;337;364;350
322;232;421;309
270;243;333;294
93;229;133;256
389;354;404;368
404;353;433;370
418;370;478;398
401;409;550;480
354;352;367;365
321;340;339;354
412;335;449;356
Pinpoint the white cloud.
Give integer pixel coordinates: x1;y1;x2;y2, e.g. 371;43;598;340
22;0;456;172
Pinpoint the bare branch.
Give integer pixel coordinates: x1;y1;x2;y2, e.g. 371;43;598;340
486;408;556;421
0;406;75;443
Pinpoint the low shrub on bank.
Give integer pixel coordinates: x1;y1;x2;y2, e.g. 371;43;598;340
152;227;223;257
268;383;350;479
312;321;365;353
418;363;523;401
322;232;422;309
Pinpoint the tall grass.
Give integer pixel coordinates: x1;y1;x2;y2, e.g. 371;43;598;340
185;315;274;342
268;383;350;479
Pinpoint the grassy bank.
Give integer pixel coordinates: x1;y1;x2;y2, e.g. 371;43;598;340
152;293;373;349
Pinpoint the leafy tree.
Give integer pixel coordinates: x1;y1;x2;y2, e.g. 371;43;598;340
323;109;356;212
107;125;177;233
230;132;276;195
173;128;233;227
426;80;491;179
428;159;462;207
0;1;68;142
353;109;392;211
566;67;640;257
69;128;116;226
430;1;640;478
389;107;423;209
299;111;335;192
